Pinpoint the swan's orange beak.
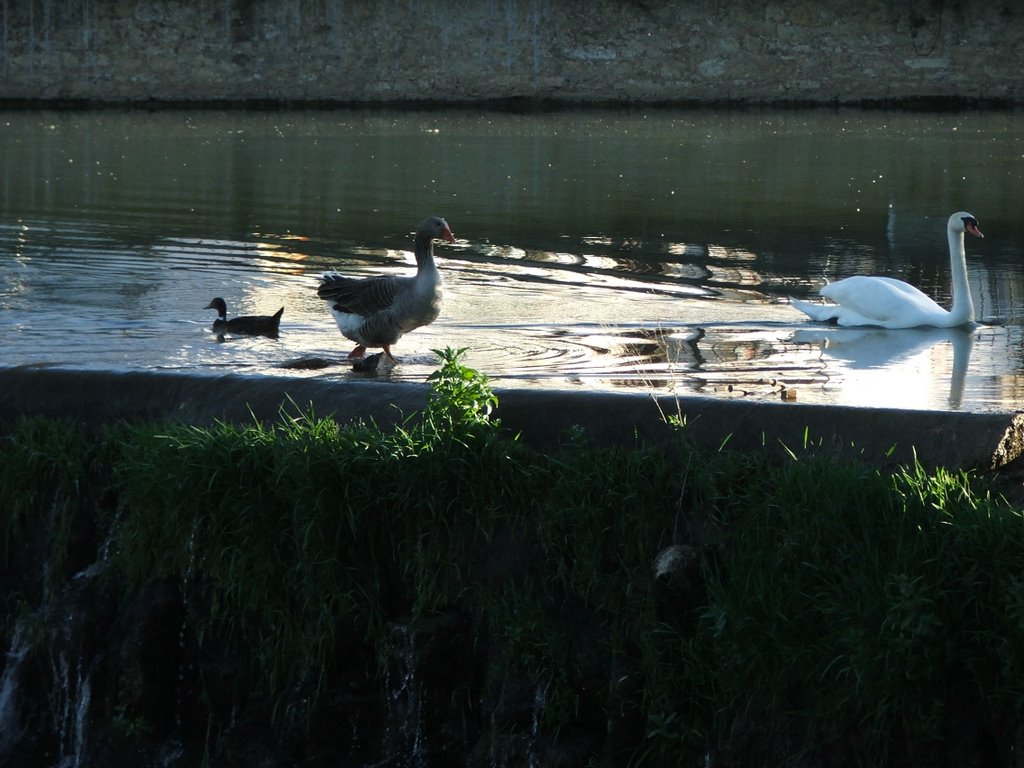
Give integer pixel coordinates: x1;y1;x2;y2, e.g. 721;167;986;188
966;221;984;238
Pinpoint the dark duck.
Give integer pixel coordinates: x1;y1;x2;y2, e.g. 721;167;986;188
205;297;283;337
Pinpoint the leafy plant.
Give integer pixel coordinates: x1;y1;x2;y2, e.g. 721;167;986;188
424;346;499;436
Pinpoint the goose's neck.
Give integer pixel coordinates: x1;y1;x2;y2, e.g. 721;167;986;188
947;227;974;325
413;235;437;273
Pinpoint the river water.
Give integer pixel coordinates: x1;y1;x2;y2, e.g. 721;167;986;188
1;107;1022;412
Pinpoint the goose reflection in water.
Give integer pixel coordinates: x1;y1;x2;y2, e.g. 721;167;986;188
791;326;975;409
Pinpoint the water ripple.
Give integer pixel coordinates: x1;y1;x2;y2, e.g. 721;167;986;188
3;109;1024;412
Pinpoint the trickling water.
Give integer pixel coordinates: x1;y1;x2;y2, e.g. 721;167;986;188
51;650;91;768
0;532;114;765
527;681;546;768
487;707;497;768
154;740;186;767
380;623;426;768
174;516;202;732
48;564;110;768
0;620;30;756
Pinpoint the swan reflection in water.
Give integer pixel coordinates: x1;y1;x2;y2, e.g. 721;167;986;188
790;326;975;409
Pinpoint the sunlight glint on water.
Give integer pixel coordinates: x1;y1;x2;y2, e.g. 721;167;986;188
1;108;1023;412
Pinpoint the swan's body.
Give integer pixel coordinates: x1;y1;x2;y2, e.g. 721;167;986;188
317;215;455;362
205;297;283;336
791;212;984;329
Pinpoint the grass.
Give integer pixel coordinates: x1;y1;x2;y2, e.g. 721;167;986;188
2;347;1024;765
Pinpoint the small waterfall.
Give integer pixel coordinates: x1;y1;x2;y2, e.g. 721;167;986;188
381;622;426;767
50;648;91;768
48;502;134;767
0;499;118;764
481;676;549;768
487;705;498;768
527;681;546;768
0;620;31;755
48;561;108;768
175;516;202;731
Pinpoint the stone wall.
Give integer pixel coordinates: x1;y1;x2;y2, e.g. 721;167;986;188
0;0;1020;105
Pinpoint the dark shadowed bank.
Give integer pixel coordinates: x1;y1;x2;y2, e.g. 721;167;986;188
4;360;1024;767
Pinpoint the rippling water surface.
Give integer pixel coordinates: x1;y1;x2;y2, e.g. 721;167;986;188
1;108;1023;412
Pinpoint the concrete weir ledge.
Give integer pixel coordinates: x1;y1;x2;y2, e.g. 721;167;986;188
1;367;1022;471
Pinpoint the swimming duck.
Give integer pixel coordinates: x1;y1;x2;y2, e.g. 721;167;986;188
205;297;284;336
791;212;984;329
317;215;456;362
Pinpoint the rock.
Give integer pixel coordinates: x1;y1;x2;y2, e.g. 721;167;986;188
653;544;705;633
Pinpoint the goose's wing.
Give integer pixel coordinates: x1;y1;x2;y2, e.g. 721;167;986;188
318;273;412;316
821;276;946;326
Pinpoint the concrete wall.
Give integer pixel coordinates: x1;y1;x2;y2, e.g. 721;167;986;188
0;0;1020;106
0;367;1021;469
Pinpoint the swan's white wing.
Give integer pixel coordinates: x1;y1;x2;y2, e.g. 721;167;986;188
820;276;948;328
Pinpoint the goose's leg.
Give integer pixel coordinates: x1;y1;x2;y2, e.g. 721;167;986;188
347;344;367;359
383;345;398;363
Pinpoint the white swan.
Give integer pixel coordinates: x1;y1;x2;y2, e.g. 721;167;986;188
791;212;984;329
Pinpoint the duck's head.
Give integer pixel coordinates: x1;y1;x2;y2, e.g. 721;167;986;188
418;215;456;244
949;212;984;239
205;297;228;316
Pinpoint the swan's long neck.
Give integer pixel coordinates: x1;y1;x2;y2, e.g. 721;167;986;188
947;227;974;325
